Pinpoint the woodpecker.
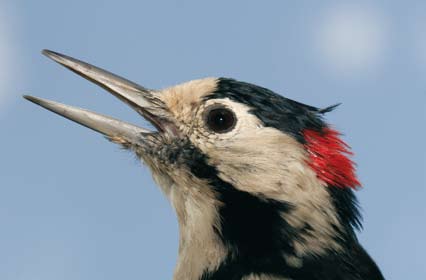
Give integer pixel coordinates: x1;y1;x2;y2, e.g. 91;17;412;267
25;50;385;280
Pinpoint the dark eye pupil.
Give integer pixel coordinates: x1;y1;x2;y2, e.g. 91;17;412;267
206;108;236;133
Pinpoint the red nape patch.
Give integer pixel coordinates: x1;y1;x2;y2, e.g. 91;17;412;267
303;128;361;189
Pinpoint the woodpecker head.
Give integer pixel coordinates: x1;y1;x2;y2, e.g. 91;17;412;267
26;50;383;280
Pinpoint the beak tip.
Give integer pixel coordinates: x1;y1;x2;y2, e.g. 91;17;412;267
42;49;56;57
23;95;44;107
23;94;35;102
42;49;67;65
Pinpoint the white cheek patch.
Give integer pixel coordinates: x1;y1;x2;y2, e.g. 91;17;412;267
201;125;344;256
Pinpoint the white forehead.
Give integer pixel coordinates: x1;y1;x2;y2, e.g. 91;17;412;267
161;77;218;120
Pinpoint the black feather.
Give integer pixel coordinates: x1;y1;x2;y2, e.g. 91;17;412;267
207;78;327;143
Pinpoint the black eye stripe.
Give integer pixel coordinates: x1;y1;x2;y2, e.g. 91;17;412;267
204;106;237;133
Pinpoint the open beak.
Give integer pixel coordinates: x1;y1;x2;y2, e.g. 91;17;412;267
24;50;168;144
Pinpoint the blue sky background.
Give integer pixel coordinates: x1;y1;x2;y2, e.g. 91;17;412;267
1;1;425;279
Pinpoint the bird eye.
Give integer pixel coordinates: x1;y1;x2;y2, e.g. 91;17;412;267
205;106;237;133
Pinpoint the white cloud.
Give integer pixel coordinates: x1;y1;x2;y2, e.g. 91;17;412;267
0;3;20;111
314;4;387;77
